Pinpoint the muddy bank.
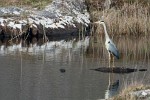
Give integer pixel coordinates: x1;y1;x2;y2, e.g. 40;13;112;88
0;0;90;39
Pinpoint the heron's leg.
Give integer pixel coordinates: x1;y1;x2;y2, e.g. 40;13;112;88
109;73;114;86
108;73;111;86
111;73;114;83
112;56;115;67
108;52;111;67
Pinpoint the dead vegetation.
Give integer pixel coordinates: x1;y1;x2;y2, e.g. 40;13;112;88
86;0;150;36
111;83;150;100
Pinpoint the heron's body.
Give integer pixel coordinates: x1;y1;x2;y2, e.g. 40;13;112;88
94;20;119;67
105;39;119;59
101;21;119;60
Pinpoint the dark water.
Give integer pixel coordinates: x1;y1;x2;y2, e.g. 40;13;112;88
0;36;149;100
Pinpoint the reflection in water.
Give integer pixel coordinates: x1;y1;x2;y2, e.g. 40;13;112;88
105;73;119;99
0;36;149;100
87;36;150;61
90;67;147;74
0;37;90;56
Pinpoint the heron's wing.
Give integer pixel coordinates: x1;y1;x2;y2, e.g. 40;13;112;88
108;43;119;59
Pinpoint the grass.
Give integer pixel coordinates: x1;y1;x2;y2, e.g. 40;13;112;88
87;0;150;36
0;0;53;9
87;35;150;61
111;83;150;100
86;0;150;61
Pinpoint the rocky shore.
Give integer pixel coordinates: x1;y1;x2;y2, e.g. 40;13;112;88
0;0;90;39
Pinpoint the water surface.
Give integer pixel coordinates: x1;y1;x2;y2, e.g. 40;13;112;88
0;36;149;100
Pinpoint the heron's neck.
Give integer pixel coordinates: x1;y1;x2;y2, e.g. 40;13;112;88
102;23;110;39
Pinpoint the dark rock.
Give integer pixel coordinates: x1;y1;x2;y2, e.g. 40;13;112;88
60;69;66;73
90;67;147;74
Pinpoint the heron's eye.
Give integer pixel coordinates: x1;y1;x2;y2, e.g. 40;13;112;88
108;41;110;43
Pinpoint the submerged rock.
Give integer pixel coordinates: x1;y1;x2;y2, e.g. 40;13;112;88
90;67;147;74
60;69;66;73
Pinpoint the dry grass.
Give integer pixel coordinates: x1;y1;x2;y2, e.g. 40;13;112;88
87;35;150;61
111;83;150;100
0;0;52;9
87;1;150;59
88;0;150;36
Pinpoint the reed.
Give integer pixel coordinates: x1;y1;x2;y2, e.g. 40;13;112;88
88;0;150;36
87;35;150;61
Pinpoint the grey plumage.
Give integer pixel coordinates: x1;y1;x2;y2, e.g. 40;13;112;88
107;41;119;59
94;19;119;59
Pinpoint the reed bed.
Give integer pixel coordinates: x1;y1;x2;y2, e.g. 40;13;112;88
86;0;150;60
88;0;150;36
86;35;150;61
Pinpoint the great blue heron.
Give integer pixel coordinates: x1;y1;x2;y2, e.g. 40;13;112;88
94;20;119;67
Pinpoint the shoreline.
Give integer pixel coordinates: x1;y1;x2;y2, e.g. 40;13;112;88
0;0;90;38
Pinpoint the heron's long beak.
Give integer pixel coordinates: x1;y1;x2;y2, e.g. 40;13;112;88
94;21;101;24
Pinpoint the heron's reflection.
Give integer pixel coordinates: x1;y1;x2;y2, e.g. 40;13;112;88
105;73;119;99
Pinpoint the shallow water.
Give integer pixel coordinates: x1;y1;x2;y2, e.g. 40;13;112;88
0;36;149;100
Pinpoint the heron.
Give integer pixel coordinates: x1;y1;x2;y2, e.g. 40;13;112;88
94;20;119;67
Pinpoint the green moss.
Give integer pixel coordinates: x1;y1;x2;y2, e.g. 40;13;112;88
24;0;52;9
0;0;53;9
